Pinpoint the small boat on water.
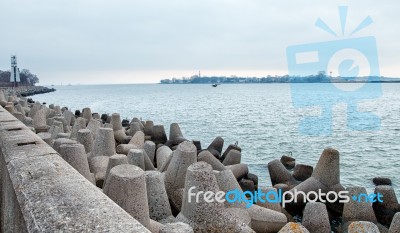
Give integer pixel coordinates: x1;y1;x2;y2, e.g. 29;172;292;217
212;84;220;87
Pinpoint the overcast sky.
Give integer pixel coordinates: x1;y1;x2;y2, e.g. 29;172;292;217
0;0;399;84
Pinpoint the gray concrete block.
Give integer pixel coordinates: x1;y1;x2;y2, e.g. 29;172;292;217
176;162;254;232
247;205;287;233
222;149;241;166
145;171;173;222
347;221;380;233
214;169;245;209
152;125;167;145
372;185;399;226
256;187;282;212
77;128;93;154
389;212;400;233
226;163;249;180
343;186;377;223
292;164;313;181
92;128;116;157
312;148;340;187
127;149;145;170
103;164;151;230
165;141;197;196
267;159;297;186
59;143;93;184
278;222;310;233
302;202;330;233
159;222;193;233
129;131;145;148
156;146;172;170
144;141;156;164
105;154;128;182
116;143;139;155
82;107;92;123
70;117;86;140
86;118;101;139
198;150;226;171
127;122;141;137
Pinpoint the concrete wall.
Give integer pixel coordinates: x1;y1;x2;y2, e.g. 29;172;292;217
0;106;150;232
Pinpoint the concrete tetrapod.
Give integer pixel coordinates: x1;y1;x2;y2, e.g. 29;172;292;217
86;119;101;139
347;221;380;233
33;108;49;132
82;107;92;123
111;113;131;143
159;222;193;233
166;123;187;146
246;205;288;233
198;150;226;171
103;164;151;230
143;141;156;165
278;222;310;233
176;162;254;232
164;141;197;194
129;131;145;148
164;142;197;212
49;125;63;140
156;146;173;170
77;129;93;154
88;156;110;187
92;128;116;157
222;149;242;166
52;138;77;153
342;186;378;232
255;187;282;213
389;212;400;233
127;149;146;170
225;163;249;180
301;202;330;233
70;117;87;140
214;169;246;209
288;148;345;215
128;122;141;137
221;143;242;162
207;136;224;155
104;154;128;183
145;171;174;223
58;143;94;184
372;185;400;226
152;125;167;145
144;120;154;138
267;159;297;186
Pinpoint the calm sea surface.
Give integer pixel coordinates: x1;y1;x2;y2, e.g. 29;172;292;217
33;83;400;197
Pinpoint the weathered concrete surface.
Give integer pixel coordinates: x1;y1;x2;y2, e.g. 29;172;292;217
0;107;150;232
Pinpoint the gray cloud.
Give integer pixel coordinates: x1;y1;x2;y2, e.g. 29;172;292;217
0;0;398;84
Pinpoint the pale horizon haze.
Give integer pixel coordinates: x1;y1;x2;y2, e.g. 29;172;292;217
0;0;399;85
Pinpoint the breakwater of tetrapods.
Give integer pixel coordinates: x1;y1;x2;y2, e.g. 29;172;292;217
0;89;399;233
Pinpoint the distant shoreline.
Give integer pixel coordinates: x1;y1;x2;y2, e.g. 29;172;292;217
159;74;400;84
159;81;400;84
0;86;56;97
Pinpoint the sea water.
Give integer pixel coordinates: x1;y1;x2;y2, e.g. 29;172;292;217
33;83;400;198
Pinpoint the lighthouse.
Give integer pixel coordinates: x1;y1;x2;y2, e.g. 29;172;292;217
10;55;20;88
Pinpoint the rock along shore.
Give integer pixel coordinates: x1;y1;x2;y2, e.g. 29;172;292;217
1;86;56;97
1;89;399;233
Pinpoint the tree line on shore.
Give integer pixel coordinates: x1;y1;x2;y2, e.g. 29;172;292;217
160;71;398;84
0;69;39;86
